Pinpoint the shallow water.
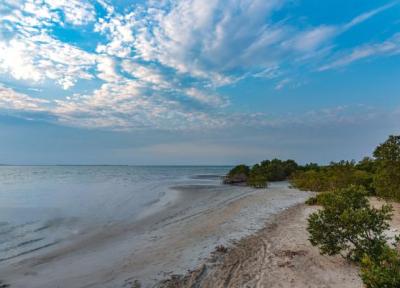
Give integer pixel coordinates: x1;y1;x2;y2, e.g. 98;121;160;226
0;166;230;264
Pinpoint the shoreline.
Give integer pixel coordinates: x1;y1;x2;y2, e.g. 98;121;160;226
158;197;400;288
0;182;311;288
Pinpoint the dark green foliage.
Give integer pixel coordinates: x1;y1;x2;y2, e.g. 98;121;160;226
305;196;318;205
373;135;400;201
258;159;298;181
356;157;377;174
361;246;400;288
247;164;268;188
291;170;326;192
227;164;250;177
223;164;250;184
292;135;400;202
299;162;321;171
305;192;330;206
225;159;298;188
291;160;374;193
307;186;393;262
246;159;298;187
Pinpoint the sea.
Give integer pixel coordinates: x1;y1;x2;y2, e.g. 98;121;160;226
0;165;230;264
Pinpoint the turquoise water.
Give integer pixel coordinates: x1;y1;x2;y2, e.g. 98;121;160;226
0;166;230;263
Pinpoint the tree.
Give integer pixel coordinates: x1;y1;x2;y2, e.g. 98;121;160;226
307;185;393;261
356;157;377;174
373;135;400;201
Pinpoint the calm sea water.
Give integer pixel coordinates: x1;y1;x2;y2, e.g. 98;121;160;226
0;166;230;263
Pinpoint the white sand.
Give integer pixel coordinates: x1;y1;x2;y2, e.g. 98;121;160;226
160;196;400;288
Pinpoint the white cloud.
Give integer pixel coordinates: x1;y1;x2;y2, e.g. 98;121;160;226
288;26;337;52
96;56;123;83
0;34;96;89
0;84;49;111
121;60;171;89
343;2;397;30
319;33;400;71
275;78;291;90
2;0;96;27
0;0;398;132
52;80;226;130
41;0;96;26
94;0;396;88
0;83;394;132
95;12;137;58
0;1;98;89
184;87;227;107
120;0;286;85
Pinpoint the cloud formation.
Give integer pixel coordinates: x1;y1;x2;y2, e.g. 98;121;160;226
0;0;399;131
319;33;400;71
0;84;49;111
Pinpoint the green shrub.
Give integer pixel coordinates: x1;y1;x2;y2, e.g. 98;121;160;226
291;170;326;192
291;161;374;193
247;164;268;188
373;135;400;201
225;159;298;188
305;196;318;205
247;173;268;188
305;193;330;206
361;246;400;288
224;164;250;184
227;164;250;177
307;185;393;262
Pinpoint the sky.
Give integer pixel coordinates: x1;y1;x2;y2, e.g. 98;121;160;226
0;0;399;165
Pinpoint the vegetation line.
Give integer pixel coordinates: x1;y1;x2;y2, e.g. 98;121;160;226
224;135;400;287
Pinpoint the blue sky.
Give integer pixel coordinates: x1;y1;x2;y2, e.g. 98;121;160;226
0;0;399;165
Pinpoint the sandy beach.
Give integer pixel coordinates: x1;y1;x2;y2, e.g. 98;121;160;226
2;179;398;288
0;181;310;287
159;198;400;288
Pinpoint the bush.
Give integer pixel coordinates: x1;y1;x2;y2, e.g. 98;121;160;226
259;159;298;181
305;193;330;206
247;164;268;188
291;161;374;193
224;159;298;188
361;246;400;288
373;135;400;201
224;164;250;184
305;196;318;205
291;170;326;192
307;185;393;261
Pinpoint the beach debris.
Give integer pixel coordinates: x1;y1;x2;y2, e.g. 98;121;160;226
215;244;228;253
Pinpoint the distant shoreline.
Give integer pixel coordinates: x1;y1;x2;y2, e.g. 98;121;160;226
0;164;233;167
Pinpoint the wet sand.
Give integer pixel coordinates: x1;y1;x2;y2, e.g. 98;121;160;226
0;182;310;287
